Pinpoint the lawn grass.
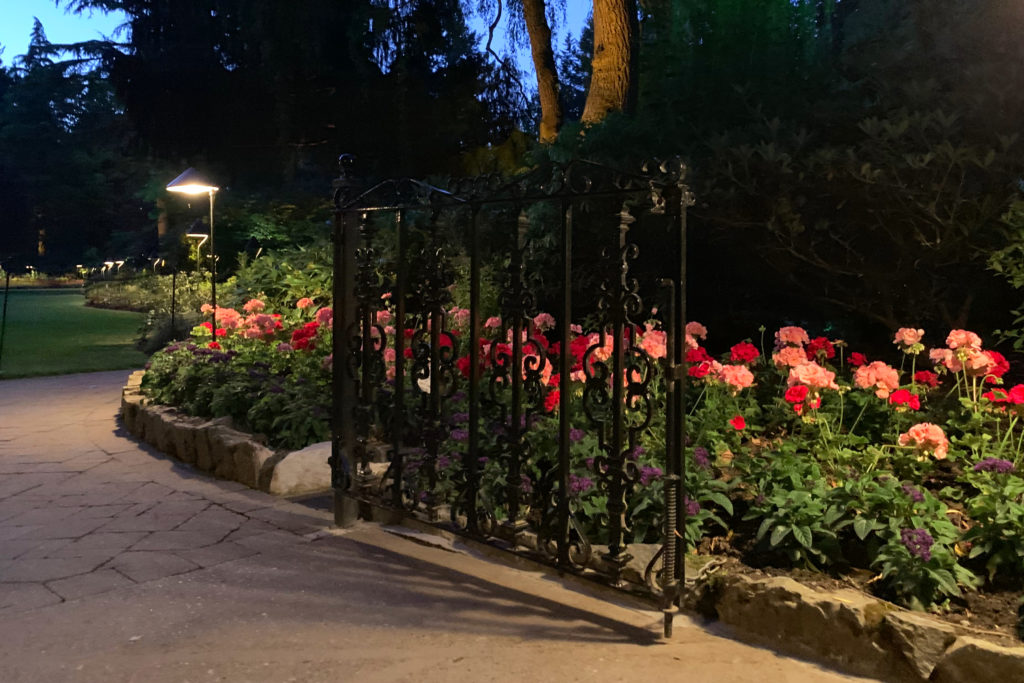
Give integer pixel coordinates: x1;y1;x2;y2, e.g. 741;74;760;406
0;288;148;379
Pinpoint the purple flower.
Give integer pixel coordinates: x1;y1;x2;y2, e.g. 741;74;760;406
901;483;924;503
585;457;595;470
684;496;700;516
694;446;711;469
569;428;585;443
639;465;663;486
568;474;594;496
520;474;533;494
450;412;469;425
450;429;469;442
627;445;646;461
164;344;180;353
437;455;452;469
478;456;489;464
973;458;1015;474
900;528;934;562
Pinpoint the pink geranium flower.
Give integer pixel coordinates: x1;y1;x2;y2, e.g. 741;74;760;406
854;361;900;399
773;346;809;369
719;364;755;394
898;423;949;460
946;329;982;351
242;298;266;313
962;348;996;378
787;361;839;390
893;327;925;353
685;321;707;351
775;326;810;347
533;312;556;332
640;324;667;360
316;307;334;327
296;297;314;310
930;348;962;373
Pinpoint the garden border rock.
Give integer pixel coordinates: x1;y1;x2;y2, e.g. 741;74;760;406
121;371;1024;682
120;371;332;496
684;568;1024;682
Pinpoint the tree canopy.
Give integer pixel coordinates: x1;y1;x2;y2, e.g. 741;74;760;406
1;0;1022;342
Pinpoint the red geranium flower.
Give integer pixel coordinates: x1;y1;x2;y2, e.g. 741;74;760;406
685;347;713;364
689;361;715;379
784;385;809;404
208;341;221;350
848;352;868;367
888;388;921;411
544;389;560;413
985;350;1010;384
805;336;835;361
914;370;940;388
730;341;760;364
729;415;746;430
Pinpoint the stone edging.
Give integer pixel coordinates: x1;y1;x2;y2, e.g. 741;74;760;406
121;371;1024;682
688;565;1024;682
120;371;332;496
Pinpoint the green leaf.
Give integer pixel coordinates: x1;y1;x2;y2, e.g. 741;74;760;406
822;505;844;527
931;569;961;597
770;524;791;547
853;516;872;541
792;525;813;549
705;491;734;515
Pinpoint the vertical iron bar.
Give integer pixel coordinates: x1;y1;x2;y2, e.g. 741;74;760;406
660;280;680;637
506;209;526;540
333;209;360;526
604;204;633;582
662;176;691;638
428;237;442;516
331;206;346;524
557;200;573;566
392;209;407;508
676;183;689;593
357;213;374;497
466;205;481;534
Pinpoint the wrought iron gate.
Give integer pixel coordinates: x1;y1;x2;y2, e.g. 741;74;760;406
330;158;692;636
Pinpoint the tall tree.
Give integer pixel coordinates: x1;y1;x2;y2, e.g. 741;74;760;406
580;0;636;124
521;0;561;142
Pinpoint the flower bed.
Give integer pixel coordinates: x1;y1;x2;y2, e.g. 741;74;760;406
141;296;1024;635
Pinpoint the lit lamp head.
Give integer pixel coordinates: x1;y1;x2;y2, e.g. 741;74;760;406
166;168;219;196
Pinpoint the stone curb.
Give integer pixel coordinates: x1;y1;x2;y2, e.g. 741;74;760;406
689;570;1024;682
121;372;1024;682
120;371;331;496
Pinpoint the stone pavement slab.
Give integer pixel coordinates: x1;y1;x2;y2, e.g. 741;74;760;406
0;370;877;682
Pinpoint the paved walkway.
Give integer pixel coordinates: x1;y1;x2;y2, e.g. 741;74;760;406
0;370;875;682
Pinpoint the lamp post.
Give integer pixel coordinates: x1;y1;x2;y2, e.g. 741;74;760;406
167;168;219;331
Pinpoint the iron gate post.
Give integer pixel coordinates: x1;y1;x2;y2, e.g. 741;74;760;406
332;155;360;527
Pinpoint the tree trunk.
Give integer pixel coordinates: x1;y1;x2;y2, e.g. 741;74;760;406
521;0;562;143
582;0;637;124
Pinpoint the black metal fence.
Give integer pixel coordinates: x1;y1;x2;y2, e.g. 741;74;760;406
330;159;692;635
